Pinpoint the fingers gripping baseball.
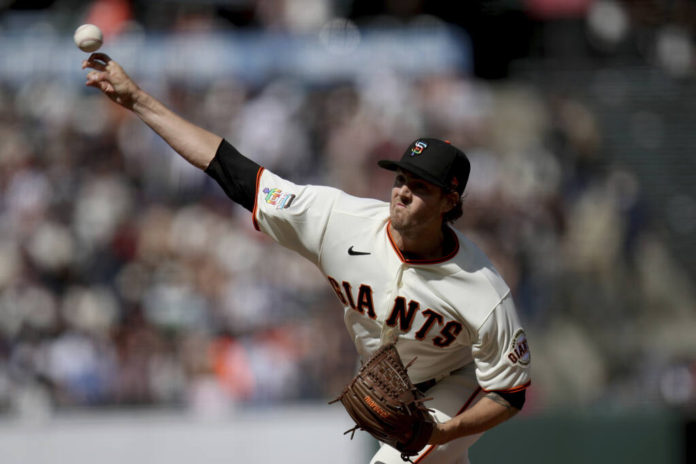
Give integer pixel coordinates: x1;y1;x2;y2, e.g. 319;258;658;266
82;53;139;109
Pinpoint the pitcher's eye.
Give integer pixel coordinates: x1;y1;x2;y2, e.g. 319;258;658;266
411;181;425;190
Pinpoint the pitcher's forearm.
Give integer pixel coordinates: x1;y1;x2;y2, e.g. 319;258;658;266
429;396;519;445
132;88;222;170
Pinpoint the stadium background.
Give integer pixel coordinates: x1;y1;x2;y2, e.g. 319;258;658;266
0;0;695;462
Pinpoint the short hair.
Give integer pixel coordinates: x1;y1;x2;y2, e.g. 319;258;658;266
443;192;464;223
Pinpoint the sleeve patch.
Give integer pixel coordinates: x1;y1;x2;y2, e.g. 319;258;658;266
506;329;530;366
262;187;296;209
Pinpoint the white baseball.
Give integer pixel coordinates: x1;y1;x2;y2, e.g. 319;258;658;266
74;24;103;53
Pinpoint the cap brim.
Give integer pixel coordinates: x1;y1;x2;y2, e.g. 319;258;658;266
377;159;448;190
377;160;399;171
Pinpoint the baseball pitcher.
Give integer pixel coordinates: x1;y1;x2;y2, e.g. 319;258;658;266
82;53;531;464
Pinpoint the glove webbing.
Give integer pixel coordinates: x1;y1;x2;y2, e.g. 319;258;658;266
330;354;434;463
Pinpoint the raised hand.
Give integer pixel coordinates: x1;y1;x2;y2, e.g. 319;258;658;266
79;52;221;169
82;53;140;109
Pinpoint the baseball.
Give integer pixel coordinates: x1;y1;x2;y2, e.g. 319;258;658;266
73;24;103;53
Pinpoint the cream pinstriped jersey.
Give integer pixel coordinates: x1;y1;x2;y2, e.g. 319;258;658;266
253;169;530;393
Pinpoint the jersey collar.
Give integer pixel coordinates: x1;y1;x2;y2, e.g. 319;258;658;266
386;221;460;265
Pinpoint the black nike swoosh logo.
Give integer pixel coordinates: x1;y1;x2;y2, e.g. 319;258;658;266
348;246;371;256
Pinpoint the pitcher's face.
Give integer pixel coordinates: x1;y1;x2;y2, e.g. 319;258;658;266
389;169;454;235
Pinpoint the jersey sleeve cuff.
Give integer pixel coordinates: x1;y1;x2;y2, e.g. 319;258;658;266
252;167;265;231
205;139;262;212
482;380;531;394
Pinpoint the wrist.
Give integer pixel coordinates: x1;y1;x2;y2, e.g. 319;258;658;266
429;422;453;445
131;87;149;112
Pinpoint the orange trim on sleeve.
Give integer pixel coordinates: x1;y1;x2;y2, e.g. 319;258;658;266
251;167;265;231
482;380;531;394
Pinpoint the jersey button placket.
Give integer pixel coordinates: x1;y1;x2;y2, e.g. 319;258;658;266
378;264;405;344
395;263;405;290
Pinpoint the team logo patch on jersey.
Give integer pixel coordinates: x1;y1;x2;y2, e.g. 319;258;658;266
410;141;428;156
507;329;530;366
263;187;296;209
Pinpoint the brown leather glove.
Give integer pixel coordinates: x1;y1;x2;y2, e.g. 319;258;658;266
330;343;435;461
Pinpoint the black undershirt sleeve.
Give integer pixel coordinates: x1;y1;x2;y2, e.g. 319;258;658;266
493;389;526;410
205;139;262;212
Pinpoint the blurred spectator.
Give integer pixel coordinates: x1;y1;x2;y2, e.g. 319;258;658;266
1;1;696;419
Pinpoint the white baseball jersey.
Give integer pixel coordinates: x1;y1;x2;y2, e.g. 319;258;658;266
252;168;530;394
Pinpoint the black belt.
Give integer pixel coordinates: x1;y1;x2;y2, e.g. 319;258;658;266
415;378;437;394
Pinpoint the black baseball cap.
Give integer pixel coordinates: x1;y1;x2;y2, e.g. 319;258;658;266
378;138;470;194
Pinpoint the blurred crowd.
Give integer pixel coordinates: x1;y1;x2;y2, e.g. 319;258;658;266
1;0;696;421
